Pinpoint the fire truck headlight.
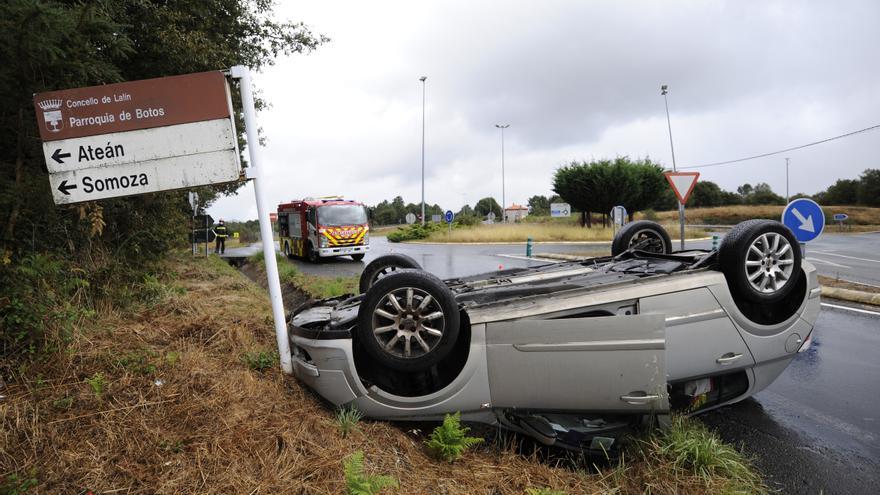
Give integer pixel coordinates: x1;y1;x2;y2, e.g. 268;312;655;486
319;236;329;248
363;232;370;245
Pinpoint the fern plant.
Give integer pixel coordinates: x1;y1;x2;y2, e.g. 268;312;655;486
343;451;398;495
425;412;483;462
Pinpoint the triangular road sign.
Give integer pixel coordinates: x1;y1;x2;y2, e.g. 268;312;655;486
664;171;700;204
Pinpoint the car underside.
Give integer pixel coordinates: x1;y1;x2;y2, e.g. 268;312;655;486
287;220;820;452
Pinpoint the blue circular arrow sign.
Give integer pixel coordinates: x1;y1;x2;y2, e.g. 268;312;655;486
444;210;454;223
781;198;825;243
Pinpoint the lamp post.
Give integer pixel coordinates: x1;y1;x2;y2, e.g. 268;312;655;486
420;76;427;225
661;84;685;250
495;124;509;222
785;157;790;203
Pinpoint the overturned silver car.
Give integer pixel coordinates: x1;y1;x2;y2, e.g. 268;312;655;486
288;220;819;451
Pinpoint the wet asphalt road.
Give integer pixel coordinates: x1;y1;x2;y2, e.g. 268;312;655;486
230;232;880;287
701;305;880;494
225;233;880;493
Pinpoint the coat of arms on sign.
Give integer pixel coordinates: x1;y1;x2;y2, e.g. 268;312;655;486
38;98;64;133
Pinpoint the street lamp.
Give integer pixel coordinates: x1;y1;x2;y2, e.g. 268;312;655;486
661;84;685;250
495;124;509;222
420;76;427;225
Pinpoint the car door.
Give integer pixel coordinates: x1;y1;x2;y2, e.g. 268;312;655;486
485;314;668;413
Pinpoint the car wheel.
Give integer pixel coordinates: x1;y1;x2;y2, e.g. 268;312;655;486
358;253;421;293
611;220;673;256
718;219;802;304
356;270;460;372
307;242;319;263
284;242;292;259
351;253;365;262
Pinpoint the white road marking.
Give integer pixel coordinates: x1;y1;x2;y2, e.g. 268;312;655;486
811;250;880;264
496;254;562;263
821;302;880;316
806;257;852;269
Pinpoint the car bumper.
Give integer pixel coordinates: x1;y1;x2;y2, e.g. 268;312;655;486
318;244;369;257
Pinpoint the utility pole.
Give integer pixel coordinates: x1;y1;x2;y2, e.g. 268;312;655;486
420;76;427;226
495;124;509;222
661;84;685;250
785;157;790;203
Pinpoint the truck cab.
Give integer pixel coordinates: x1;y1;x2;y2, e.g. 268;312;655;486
277;198;370;262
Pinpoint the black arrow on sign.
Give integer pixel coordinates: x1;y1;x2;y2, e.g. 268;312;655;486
52;149;71;164
57;180;77;196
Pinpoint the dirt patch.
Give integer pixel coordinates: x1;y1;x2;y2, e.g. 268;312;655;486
238;258;311;312
818;275;880;294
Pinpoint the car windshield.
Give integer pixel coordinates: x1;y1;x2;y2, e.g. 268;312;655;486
318;205;367;226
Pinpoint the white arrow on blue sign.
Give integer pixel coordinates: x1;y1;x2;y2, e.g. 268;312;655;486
444;210;454;223
781;198;825;243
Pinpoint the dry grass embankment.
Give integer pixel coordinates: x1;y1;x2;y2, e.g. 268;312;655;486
1;252;766;494
422;224;706;243
645;205;880;230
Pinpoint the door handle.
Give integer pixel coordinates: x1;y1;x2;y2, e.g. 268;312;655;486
716;352;743;365
620;393;660;405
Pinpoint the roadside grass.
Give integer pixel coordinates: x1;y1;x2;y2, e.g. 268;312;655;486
421;223;706;243
645;204;880;227
249;251;357;298
0;251;767;493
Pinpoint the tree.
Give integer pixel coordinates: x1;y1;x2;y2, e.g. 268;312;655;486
815;179;859;206
473;197;502;218
553;157;666;226
690;181;724;208
857;169;880;206
745;183;785;205
527;195;550;216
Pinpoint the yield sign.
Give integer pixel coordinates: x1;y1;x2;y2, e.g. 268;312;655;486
664;171;700;204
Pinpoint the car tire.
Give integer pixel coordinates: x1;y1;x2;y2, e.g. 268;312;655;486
611;220;673;256
284;242;293;259
358;253;421;293
356;270;460;372
351;253;365;262
307;242;319;263
718;219;802;304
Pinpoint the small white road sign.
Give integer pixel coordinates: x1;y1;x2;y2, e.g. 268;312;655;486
550;202;571;217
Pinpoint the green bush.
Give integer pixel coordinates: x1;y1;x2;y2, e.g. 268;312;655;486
343;451;398;495
336;405;364;438
386;222;445;242
241;350;278;371
424;412;483;462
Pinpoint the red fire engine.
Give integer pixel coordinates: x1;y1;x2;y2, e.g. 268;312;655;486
277;198;370;262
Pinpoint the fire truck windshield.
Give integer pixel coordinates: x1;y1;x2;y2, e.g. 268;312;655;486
317;205;367;226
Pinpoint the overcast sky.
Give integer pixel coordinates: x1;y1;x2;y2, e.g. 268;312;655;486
209;0;880;221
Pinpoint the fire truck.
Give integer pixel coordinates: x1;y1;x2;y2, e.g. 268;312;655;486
277;198;370;262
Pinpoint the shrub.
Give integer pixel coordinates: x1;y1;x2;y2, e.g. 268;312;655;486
85;372;106;399
241;350;278;371
386;222;444;242
654;416;763;489
424;412;483;462
336;405;364;438
343;451;398;495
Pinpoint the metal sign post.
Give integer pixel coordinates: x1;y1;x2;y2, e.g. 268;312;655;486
229;66;291;374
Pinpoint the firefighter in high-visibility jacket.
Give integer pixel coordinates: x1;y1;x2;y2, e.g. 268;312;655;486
213;219;229;254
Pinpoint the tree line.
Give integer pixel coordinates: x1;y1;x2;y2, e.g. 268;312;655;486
367;159;880;228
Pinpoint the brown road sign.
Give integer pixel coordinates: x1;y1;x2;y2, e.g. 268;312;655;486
34;71;230;142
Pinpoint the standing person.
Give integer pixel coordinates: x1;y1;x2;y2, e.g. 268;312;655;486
213;219;229;254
